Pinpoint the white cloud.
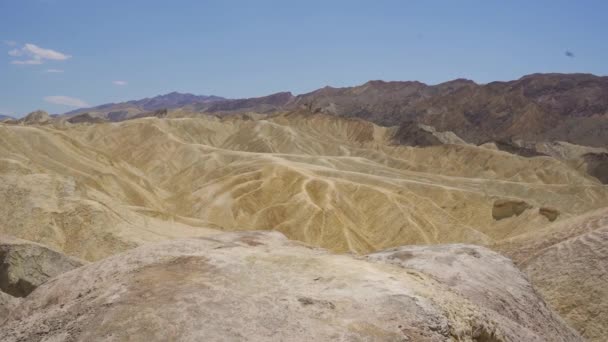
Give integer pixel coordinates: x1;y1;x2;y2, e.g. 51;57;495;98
24;44;70;60
9;43;71;65
113;80;128;86
44;96;89;108
4;40;17;46
45;69;64;73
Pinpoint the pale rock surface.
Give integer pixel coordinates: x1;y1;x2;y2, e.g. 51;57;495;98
0;291;19;324
1;231;581;342
531;141;607;160
0;234;85;297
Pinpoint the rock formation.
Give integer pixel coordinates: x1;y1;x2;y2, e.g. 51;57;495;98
492;199;532;220
66;113;107;124
581;152;608;184
539;207;559;222
393;121;467;146
19;110;50;125
0;235;85;297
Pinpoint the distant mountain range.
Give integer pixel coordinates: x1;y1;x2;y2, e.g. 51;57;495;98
65;92;225;121
61;73;608;147
0;114;14;121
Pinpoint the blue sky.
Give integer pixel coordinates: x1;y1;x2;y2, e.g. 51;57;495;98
1;0;607;116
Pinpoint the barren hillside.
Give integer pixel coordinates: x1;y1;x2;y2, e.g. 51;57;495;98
1;113;606;259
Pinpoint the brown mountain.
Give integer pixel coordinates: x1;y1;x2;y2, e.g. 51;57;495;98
289;73;608;147
289;79;473;124
196;91;295;113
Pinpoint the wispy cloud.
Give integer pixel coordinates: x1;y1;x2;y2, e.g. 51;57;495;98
113;80;128;86
565;50;575;58
44;96;89;108
9;43;71;65
12;58;43;65
45;69;64;73
3;40;17;46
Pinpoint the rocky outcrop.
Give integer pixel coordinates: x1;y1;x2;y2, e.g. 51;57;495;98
492;199;532;220
393;121;467;146
1;231;581;341
489;140;547;158
67;113;107;124
582;152;608;184
539;207;560;222
532;140;607;160
367;243;580;341
20;110;50;125
0;235;85;297
131;108;170;120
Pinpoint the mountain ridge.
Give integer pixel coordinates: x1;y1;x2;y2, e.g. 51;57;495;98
59;72;608;147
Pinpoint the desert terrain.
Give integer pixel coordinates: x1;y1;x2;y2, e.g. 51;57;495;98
0;105;607;340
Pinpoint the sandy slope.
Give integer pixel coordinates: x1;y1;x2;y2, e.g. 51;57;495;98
1;113;607;260
496;208;608;341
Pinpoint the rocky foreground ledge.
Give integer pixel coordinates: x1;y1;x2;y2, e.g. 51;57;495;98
1;231;580;341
